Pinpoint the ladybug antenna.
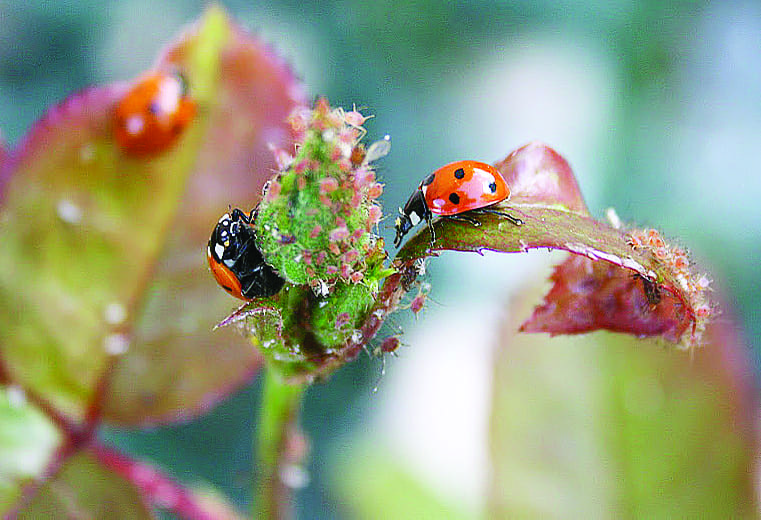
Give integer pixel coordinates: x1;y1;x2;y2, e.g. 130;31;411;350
248;204;260;223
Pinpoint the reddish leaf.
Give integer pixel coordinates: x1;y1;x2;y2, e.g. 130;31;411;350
520;254;691;342
495;141;588;215
93;445;245;519
160;18;304;215
18;452;152;519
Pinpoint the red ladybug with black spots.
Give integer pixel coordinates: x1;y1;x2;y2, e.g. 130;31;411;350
393;160;522;247
207;208;285;300
114;70;195;156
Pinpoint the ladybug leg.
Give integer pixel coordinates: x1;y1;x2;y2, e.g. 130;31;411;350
474;208;524;226
444;213;482;227
426;216;436;247
247;205;260;223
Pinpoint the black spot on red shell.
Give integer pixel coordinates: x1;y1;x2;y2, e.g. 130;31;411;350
454;168;465;179
449;192;460;204
422;173;435;186
488;181;497;193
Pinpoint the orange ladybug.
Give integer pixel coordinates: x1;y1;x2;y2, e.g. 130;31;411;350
113;70;195;156
394;160;523;247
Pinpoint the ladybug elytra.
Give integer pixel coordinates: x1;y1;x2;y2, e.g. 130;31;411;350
393;160;522;247
114;70;195;156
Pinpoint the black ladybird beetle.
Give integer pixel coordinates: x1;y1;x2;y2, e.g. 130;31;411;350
393;160;523;247
207;208;285;300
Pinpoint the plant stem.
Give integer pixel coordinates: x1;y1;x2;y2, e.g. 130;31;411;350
254;365;305;519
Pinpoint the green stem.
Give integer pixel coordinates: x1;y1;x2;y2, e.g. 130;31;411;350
254;365;305;519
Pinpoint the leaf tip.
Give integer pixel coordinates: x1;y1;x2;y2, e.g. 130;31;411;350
496;141;588;215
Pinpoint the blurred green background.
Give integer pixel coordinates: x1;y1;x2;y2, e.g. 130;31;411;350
1;0;759;518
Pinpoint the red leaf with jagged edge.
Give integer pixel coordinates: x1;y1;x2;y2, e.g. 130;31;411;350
395;142;712;348
520;255;691;342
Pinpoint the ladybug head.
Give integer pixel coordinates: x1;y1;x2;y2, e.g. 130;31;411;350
207;206;285;300
209;209;245;260
394;189;429;247
393;211;412;248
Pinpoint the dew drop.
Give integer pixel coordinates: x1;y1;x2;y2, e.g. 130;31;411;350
280;464;310;489
104;333;130;355
6;385;26;408
79;143;95;163
104;302;127;325
57;199;83;224
131;465;157;485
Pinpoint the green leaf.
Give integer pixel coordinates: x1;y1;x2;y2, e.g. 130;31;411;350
104;6;304;425
0;386;61;515
489;289;757;517
0;6;303;425
101;5;304;425
18;452;152;519
333;447;474;520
